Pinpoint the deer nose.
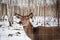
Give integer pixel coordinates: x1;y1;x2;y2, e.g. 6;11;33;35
19;21;22;24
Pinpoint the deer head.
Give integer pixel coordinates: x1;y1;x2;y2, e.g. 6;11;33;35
15;13;34;39
15;13;33;27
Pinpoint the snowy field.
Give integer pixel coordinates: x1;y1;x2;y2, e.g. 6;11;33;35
0;16;31;40
0;25;31;40
0;15;59;40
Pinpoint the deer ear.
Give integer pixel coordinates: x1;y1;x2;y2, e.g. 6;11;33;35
15;13;22;18
29;13;33;18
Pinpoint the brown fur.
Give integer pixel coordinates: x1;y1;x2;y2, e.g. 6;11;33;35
15;13;60;40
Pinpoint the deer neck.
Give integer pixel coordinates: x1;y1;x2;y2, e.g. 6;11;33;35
23;22;33;30
23;22;34;39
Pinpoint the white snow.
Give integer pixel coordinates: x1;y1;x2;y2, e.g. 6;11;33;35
0;24;31;40
0;16;59;40
30;16;44;27
30;16;58;27
0;15;9;27
0;16;58;27
0;16;31;40
45;16;58;27
13;16;20;23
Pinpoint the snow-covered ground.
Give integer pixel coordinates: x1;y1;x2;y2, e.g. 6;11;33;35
0;15;59;40
0;15;31;40
0;25;31;40
30;16;58;27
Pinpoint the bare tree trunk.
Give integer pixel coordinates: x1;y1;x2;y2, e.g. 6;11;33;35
0;4;2;18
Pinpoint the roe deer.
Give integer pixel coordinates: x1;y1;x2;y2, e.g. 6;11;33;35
15;13;40;40
15;13;60;40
